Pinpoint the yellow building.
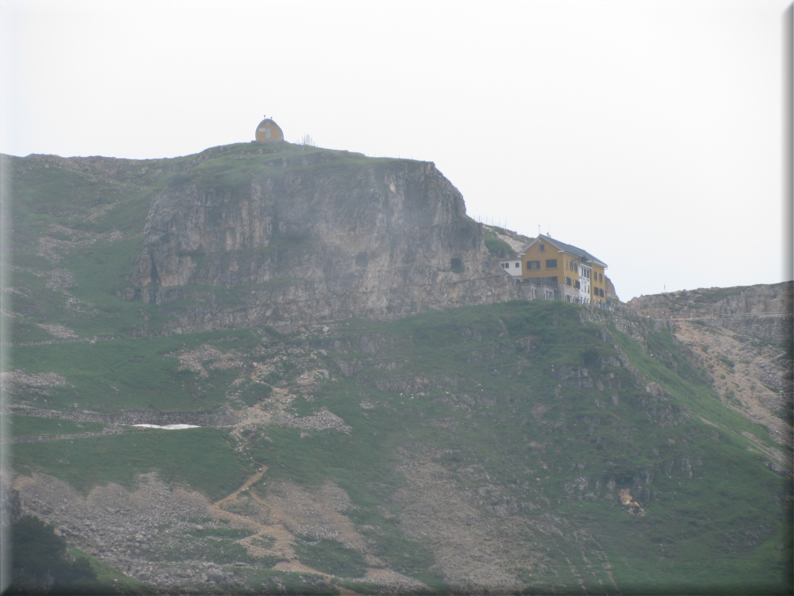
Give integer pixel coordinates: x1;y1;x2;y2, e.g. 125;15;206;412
502;234;608;305
254;117;284;142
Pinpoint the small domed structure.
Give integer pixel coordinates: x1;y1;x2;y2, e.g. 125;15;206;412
255;117;284;142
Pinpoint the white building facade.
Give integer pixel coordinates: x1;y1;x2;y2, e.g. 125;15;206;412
499;259;523;277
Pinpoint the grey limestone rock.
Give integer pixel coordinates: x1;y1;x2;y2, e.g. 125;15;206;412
130;149;519;331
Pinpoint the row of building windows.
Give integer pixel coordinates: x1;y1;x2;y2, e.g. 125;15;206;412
525;259;603;282
512;259;605;289
564;277;586;290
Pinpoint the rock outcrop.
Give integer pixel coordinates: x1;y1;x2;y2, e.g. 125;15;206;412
127;144;518;331
628;282;793;343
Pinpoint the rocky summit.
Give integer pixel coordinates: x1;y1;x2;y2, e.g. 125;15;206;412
120;143;518;331
1;143;792;595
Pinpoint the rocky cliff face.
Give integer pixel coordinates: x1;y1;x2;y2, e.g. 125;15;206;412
628;282;793;344
126;145;518;331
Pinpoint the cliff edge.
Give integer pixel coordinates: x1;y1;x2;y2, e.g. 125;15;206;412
120;143;518;330
628;282;793;344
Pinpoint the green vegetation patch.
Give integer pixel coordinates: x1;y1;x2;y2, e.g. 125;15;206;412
2;516;114;595
12;427;253;501
293;537;368;578
251;408;443;584
4;415;104;438
484;235;514;259
7;329;260;413
69;547;156;595
144;524;280;567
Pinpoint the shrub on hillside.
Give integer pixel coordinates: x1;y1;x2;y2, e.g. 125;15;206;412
3;516;101;595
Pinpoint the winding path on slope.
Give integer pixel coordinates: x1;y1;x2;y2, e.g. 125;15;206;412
206;466;360;595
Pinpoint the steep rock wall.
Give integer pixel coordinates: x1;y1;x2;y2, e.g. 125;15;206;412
628;282;793;343
129;147;518;331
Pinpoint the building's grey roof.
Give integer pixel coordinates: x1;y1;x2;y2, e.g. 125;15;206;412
518;234;607;267
256;118;282;129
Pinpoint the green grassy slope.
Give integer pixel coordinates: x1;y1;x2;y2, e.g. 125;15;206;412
13;427;253;501
251;302;790;593
8;301;791;593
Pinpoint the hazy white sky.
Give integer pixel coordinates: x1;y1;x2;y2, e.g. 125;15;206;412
0;0;790;300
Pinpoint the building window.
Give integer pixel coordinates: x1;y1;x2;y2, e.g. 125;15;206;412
565;277;572;286
599;273;603;282
266;128;271;139
574;280;580;289
539;244;545;252
545;259;557;269
527;260;540;269
514;262;520;268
